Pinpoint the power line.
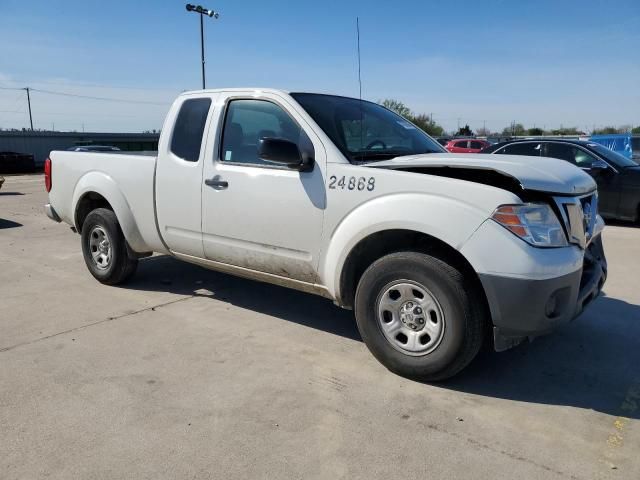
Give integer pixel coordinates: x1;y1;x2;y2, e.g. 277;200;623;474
29;88;170;105
23;79;181;92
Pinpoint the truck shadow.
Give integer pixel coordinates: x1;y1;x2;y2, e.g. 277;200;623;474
0;218;23;229
127;255;359;341
443;294;640;419
603;219;639;228
128;255;640;419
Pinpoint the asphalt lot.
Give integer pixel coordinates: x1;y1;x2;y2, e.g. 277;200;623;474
1;174;639;480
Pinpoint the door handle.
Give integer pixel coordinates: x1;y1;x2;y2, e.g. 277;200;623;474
205;176;228;190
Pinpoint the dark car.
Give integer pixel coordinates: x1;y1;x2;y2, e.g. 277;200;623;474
0;151;36;173
482;139;640;222
66;145;121;152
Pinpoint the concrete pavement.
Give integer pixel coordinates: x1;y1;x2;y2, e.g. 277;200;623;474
1;174;639;479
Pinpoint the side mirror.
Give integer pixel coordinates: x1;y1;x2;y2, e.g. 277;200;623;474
258;138;313;171
590;160;609;172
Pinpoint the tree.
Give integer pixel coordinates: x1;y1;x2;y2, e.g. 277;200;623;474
633;126;640;134
380;99;412;119
475;127;491;137
502;123;526;136
592;126;618;135
527;127;544;136
379;99;446;137
456;124;473;136
411;114;444;136
550;127;581;136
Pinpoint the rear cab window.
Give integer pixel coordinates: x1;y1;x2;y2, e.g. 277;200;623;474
170;98;212;162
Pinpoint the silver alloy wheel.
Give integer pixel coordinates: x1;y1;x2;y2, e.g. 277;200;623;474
88;225;112;270
376;281;445;356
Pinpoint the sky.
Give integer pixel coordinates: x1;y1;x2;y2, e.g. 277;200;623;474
0;0;638;133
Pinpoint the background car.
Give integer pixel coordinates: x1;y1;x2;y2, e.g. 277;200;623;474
0;151;36;173
482;139;640;222
66;145;121;152
445;138;491;153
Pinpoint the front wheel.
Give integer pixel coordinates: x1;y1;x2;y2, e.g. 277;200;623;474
354;252;486;381
81;208;138;285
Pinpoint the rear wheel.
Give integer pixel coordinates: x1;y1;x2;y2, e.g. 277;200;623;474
81;208;138;285
354;252;486;381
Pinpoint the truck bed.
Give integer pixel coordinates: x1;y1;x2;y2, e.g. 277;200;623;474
47;151;165;253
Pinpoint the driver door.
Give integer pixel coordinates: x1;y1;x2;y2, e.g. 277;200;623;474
200;92;326;283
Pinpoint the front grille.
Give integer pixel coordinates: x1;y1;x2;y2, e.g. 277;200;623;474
553;193;598;249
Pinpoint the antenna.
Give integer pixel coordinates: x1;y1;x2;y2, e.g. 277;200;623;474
356;17;362;101
356;17;363;151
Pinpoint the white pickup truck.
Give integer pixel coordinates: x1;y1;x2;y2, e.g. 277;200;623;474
45;88;607;380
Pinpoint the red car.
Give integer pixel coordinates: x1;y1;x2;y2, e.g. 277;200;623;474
445;139;491;153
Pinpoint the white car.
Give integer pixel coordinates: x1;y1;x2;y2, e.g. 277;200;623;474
44;88;607;380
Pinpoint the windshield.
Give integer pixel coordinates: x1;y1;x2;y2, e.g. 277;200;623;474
588;143;638;168
290;93;445;162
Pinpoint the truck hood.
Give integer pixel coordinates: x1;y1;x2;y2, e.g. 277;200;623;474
366;153;596;195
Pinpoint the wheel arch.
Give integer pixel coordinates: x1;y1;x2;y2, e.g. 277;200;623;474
75;191;113;232
71;171;148;252
335;229;490;318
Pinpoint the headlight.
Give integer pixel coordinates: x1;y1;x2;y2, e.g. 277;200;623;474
491;203;567;247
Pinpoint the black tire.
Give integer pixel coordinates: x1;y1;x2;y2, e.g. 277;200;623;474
354;251;486;381
81;208;138;285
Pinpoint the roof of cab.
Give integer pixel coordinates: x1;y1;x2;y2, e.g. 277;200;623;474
178;88;290;96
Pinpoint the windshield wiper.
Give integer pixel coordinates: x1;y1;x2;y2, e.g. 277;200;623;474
351;151;412;162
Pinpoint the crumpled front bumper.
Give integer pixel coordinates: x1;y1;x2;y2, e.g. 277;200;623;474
482;233;607;351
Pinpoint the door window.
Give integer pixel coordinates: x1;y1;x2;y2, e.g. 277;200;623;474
572;148;597;168
469;141;484;149
498;142;541;156
455;140;468;149
170;98;212;162
220;99;301;166
545;143;574;162
546;143;596;167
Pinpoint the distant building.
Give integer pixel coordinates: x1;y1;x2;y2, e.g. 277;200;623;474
0;131;159;167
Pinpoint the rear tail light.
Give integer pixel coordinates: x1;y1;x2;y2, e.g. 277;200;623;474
44;157;52;192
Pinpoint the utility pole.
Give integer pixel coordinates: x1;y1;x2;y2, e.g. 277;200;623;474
186;4;220;89
24;87;34;130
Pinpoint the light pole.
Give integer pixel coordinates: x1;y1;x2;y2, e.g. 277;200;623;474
186;4;219;89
